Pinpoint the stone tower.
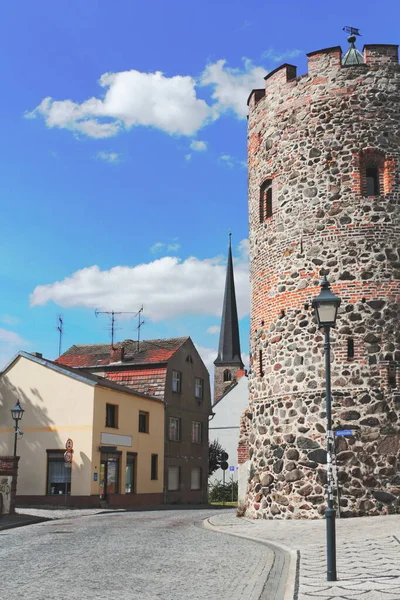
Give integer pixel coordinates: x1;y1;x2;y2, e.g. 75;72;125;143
241;39;400;519
214;235;244;402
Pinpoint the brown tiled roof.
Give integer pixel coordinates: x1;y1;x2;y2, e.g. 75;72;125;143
105;368;167;399
56;337;189;368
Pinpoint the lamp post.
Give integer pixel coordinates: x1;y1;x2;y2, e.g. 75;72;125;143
312;275;341;582
10;399;24;457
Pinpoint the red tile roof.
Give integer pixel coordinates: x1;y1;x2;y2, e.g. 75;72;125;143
105;369;167;399
56;337;188;368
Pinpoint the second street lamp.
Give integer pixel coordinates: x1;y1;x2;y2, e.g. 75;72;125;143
312;275;341;582
10;399;24;457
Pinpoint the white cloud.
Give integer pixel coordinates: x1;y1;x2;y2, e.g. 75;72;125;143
150;241;181;254
200;58;265;119
150;242;165;254
0;315;20;326
190;140;207;152
207;325;220;335
30;249;250;322
0;328;30;370
96;151;121;163
26;70;212;138
218;154;235;168
167;243;181;252
262;48;302;63
237;238;249;261
185;154;192;161
195;344;217;376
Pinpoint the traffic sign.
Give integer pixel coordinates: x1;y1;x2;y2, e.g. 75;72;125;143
64;450;73;463
65;438;74;450
229;466;235;472
220;462;229;471
335;430;354;437
221;451;229;461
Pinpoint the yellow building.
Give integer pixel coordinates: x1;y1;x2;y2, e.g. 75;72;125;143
0;352;164;507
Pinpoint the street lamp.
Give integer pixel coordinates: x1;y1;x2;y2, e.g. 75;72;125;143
312;275;341;582
10;399;24;457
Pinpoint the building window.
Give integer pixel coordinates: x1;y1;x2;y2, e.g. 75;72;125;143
126;453;136;494
106;403;118;428
168;417;181;441
168;466;180;491
223;369;231;382
151;454;158;480
138;411;149;433
195;377;203;399
47;451;71;495
347;338;355;360
360;150;384;197
191;467;201;490
172;370;181;393
260;179;273;222
388;363;397;388
192;421;202;444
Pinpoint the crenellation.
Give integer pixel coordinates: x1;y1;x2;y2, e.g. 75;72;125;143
363;44;399;65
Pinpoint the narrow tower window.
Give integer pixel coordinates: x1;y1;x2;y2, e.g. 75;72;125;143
223;369;232;382
388;363;397;388
347;338;355;360
259;349;264;377
366;167;379;197
260;179;273;222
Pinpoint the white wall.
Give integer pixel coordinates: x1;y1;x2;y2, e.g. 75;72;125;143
209;376;249;485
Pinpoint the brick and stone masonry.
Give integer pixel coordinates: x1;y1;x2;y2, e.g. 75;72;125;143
239;42;400;518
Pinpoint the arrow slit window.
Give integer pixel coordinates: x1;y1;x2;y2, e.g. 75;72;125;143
46;450;71;495
260;179;273;222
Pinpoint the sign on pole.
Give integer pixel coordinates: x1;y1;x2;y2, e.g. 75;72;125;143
334;430;354;437
229;466;235;472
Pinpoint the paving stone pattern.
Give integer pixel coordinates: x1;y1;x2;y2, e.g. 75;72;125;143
0;509;275;600
208;512;400;600
241;43;400;519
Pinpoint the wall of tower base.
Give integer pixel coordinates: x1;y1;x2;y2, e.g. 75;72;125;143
240;391;400;519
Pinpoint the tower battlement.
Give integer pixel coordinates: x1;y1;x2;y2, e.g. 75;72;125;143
248;43;399;109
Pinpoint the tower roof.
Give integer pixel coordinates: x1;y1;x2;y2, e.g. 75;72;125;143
214;235;243;367
342;35;364;66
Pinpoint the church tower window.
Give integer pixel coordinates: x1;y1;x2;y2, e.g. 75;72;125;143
260;179;273;222
223;369;232;382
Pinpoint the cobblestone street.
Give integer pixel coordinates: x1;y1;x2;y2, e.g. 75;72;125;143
0;509;275;600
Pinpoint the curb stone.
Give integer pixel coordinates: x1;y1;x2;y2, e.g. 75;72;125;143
203;517;297;600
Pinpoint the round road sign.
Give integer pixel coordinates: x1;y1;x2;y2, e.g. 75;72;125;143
64;450;73;463
65;438;74;450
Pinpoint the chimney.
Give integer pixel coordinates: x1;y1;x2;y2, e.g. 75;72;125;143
110;346;124;362
32;352;43;359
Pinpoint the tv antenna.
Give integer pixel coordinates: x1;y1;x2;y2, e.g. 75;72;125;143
135;306;145;353
95;308;143;349
56;315;64;357
343;26;361;37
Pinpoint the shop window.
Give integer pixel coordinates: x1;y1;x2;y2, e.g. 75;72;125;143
126;453;136;494
138;411;149;433
47;450;71;496
191;467;201;490
151;454;158;480
106;403;118;428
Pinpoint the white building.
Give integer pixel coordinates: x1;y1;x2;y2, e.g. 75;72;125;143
209;372;249;484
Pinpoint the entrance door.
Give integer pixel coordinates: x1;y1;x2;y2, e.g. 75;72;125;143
100;455;120;500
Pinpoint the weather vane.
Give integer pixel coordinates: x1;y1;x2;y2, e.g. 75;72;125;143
343;26;361;37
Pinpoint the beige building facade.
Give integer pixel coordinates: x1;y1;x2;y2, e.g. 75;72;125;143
0;352;164;507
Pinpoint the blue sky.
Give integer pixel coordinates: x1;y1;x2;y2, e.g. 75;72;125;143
0;0;399;373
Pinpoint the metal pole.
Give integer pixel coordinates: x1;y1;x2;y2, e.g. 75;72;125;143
324;326;337;582
223;468;225;507
13;420;18;457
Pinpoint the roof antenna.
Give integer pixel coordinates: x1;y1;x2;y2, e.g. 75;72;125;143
95;308;143;350
135;306;145;353
56;315;64;357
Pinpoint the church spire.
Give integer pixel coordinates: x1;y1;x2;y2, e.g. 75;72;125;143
214;234;243;368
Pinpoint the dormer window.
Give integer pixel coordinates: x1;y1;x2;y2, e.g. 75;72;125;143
260;179;273;222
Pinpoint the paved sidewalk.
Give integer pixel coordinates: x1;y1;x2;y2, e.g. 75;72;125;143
206;512;400;600
0;513;49;530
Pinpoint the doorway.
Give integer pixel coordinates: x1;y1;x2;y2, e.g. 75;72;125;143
100;454;120;500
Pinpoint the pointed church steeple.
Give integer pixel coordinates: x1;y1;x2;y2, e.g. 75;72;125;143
214;234;244;402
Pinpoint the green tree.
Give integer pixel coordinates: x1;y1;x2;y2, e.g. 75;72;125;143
208;439;226;476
